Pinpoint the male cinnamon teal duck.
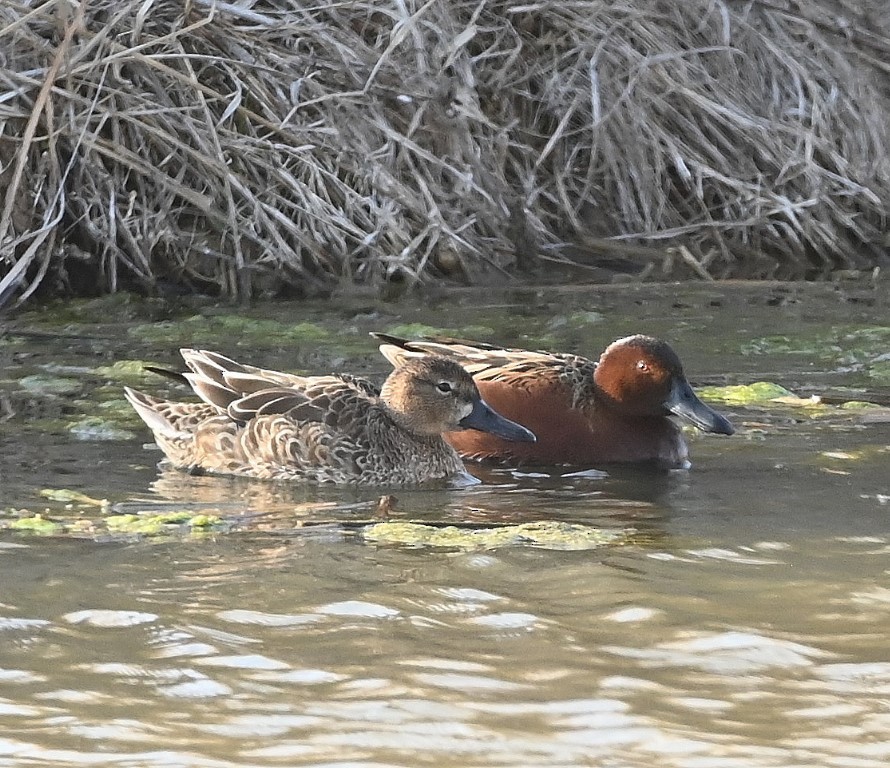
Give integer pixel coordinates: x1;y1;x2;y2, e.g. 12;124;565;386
372;333;734;468
124;348;535;485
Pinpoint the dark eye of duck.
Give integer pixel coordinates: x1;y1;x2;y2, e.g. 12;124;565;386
435;381;453;394
636;360;650;373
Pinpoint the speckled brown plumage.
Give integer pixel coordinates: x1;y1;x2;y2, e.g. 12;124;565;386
125;348;534;485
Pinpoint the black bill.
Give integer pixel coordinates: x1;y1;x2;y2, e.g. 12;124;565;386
459;398;537;442
665;378;735;435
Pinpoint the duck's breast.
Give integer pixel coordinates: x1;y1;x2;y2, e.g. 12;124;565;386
446;379;682;466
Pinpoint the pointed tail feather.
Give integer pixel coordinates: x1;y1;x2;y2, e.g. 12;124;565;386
123;387;181;438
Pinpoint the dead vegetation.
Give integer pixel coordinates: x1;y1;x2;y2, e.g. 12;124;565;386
1;0;888;307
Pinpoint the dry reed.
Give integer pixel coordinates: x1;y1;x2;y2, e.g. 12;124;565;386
1;0;888;307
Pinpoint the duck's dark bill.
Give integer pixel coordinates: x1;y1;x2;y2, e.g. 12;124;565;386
665;379;735;435
460;399;536;442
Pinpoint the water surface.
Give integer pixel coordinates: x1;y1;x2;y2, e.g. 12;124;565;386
1;281;888;766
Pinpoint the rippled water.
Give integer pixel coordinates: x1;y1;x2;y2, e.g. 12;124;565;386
1;282;889;766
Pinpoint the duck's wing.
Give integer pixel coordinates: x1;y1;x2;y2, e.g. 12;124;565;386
129;353;386;479
371;332;591;389
209;373;388;481
179;349;382;427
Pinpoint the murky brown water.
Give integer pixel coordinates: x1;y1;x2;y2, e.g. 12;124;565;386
1;281;889;766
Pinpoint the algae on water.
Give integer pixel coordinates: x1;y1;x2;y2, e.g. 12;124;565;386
742;326;890;384
698;382;882;411
363;520;631;551
67;417;136;441
104;512;221;535
39;489;108;507
18;375;83;396
128;315;335;345
93;360;156;383
1;508;224;539
8;515;64;535
697;382;795;405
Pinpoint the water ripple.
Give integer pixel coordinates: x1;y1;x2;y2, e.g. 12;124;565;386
411;672;529;692
467;611;543;630
63;610;158;627
316;601;400;619
160;679;233;699
216;609;324;627
194;654;289;670
602;631;832;674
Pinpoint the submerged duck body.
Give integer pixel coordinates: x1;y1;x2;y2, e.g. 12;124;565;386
124;348;535;485
373;333;734;469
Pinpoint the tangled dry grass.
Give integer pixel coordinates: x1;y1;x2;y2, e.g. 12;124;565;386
1;0;889;307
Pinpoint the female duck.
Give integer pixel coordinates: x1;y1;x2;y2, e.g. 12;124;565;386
124;348;535;485
373;333;734;469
